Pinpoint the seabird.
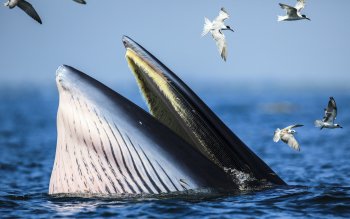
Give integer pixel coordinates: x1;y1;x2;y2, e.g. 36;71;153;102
278;0;310;22
72;0;86;4
4;0;42;24
315;97;343;129
202;7;234;61
273;124;304;151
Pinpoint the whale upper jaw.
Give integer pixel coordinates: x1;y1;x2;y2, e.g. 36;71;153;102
122;35;286;186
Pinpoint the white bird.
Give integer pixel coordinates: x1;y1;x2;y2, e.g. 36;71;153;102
4;0;42;24
278;0;310;22
72;0;86;4
202;8;234;61
273;124;304;151
315;97;343;129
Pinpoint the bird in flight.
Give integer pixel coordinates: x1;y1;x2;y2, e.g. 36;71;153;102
278;0;310;22
4;0;42;24
202;8;234;61
273;124;304;151
315;97;343;129
72;0;86;4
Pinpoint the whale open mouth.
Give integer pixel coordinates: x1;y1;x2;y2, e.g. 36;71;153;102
124;38;199;151
123;36;286;186
49;37;286;197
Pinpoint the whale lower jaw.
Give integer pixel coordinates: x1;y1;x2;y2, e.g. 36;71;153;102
49;65;237;196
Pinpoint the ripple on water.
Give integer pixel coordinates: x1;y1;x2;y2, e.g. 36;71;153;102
1;90;350;218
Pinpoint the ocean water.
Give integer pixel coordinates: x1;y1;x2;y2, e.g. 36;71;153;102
0;87;350;218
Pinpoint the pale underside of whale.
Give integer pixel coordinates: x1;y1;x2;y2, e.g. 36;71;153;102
49;36;285;196
49;65;236;196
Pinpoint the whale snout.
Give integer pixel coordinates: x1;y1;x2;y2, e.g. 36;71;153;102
56;65;75;91
55;64;108;95
122;35;134;50
122;35;149;60
56;65;68;82
56;66;66;91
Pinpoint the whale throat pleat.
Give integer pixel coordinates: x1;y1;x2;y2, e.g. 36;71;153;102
50;92;185;195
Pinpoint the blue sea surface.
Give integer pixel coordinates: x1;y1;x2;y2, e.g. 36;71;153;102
0;86;349;218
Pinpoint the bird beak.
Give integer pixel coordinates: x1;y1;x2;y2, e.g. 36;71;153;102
225;27;234;32
306;18;311;21
340;126;343;129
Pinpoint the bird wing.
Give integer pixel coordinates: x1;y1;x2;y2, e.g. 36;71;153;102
323;97;337;123
279;3;297;16
284;124;304;130
73;0;86;4
273;128;281;142
281;134;300;151
212;30;227;61
214;7;229;22
17;0;42;24
295;0;306;11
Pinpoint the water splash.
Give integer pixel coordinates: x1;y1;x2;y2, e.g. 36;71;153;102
223;168;258;191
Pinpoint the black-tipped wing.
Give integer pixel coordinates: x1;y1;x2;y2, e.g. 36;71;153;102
17;0;42;24
323;97;337;123
214;7;230;22
73;0;86;4
279;3;297;16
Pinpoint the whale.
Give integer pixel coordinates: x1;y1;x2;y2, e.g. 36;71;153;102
49;65;237;195
122;36;286;187
49;37;286;196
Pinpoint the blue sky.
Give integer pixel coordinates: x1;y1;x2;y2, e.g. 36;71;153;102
1;0;350;93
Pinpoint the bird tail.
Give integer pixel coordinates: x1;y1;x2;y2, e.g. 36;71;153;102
202;17;211;36
314;120;324;129
277;16;285;22
273;128;281;142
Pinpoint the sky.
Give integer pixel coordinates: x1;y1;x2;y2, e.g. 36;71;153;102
1;0;350;94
